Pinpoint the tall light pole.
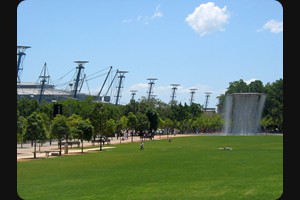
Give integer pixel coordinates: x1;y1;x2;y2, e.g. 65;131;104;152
115;71;128;105
189;88;197;105
130;90;138;101
170;84;180;104
17;45;31;83
204;92;212;112
71;61;88;99
147;78;157;100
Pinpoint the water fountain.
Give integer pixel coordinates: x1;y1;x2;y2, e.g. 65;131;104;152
223;93;266;135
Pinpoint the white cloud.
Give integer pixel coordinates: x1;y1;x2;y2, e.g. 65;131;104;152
259;19;283;33
128;83;149;90
121;19;133;24
245;78;257;85
185;2;230;36
122;5;163;25
151;5;163;19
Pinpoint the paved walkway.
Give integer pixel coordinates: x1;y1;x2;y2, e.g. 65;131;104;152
17;134;192;161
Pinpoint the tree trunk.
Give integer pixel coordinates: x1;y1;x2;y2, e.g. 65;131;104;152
33;141;36;159
99;134;103;151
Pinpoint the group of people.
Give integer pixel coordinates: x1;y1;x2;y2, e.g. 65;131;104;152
219;146;232;150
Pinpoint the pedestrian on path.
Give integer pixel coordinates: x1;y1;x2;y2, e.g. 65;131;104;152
140;142;144;150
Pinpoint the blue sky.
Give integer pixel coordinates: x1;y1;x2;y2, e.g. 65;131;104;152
17;0;283;109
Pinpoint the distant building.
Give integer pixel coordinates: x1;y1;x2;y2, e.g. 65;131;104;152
203;108;216;115
17;82;110;103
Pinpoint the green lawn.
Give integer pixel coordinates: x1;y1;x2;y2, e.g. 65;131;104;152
17;135;283;200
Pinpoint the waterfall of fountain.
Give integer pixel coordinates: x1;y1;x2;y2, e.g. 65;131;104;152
223;93;266;135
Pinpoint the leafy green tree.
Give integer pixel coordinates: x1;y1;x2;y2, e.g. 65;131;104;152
30;112;51;151
17;111;27;147
163;118;174;137
248;80;265;93
74;118;94;153
170;103;191;133
262;79;283;131
210;113;224;133
146;108;159;134
201;113;224;133
26;112;48;158
137;98;159;114
116;115;128;143
106;119;117;141
77;96;96;120
189;103;203;119
136;112;150;136
90;102;109;151
226;79;249;94
123;99;139;115
17;78;283;137
17;97;39;118
38;101;54;120
216;94;226;115
38;112;52;143
60;98;80;117
67;114;82;141
127;112;138;142
51;114;70;155
193;114;222;133
155;100;171;120
106;103;124;120
188;103;203;133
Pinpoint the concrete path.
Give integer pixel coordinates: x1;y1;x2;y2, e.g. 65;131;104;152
17;134;190;161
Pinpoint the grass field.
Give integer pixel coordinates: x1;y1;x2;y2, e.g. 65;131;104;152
17;134;283;200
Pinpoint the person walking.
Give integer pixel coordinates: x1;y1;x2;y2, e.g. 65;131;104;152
140;142;144;150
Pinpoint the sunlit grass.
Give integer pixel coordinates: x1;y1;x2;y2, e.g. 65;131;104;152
17;135;283;200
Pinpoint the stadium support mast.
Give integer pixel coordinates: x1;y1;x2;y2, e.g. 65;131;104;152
147;78;157;100
17;45;31;83
115;71;128;105
37;62;51;104
204;92;212;111
96;66;113;101
71;61;88;99
103;69;119;102
189;88;197;105
170;84;180;104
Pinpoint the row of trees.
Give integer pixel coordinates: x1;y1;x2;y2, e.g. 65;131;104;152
17;78;283;156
